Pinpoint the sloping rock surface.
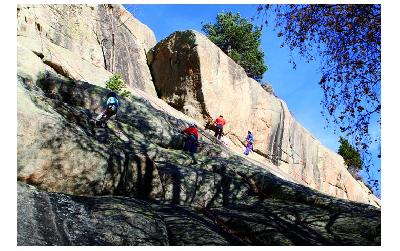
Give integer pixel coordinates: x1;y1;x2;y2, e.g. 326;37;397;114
17;39;380;245
147;30;380;207
17;5;380;245
17;4;157;95
18;179;380;246
17;182;169;245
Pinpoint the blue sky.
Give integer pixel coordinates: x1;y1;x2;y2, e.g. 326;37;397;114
125;4;381;196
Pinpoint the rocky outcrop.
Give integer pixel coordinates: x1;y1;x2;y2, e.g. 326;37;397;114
147;30;380;207
17;34;380;245
17;4;157;95
17;44;293;198
17;5;381;245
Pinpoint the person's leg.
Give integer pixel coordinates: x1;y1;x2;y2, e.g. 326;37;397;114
94;110;107;127
216;127;222;139
100;106;117;127
183;137;189;152
247;143;253;155
96;110;106;121
190;136;198;154
191;144;197;154
108;105;117;119
104;106;115;121
189;137;197;163
244;143;250;155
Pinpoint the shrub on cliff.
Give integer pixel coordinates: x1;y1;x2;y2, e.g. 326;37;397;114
338;137;362;175
105;73;130;97
201;12;267;82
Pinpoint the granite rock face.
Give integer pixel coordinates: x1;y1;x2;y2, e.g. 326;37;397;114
17;182;169;245
147;30;380;207
17;40;380;245
17;46;294;199
17;6;381;245
18;178;381;246
17;4;157;95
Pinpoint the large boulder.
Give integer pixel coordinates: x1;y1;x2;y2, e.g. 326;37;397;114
17;4;157;96
147;30;380;207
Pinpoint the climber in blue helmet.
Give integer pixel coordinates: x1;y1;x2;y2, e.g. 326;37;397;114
244;130;254;155
95;91;120;127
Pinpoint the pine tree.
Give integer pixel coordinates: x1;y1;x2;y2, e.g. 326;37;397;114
202;12;267;81
338;137;362;176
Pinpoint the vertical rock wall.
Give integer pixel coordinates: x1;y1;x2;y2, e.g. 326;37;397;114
148;30;380;207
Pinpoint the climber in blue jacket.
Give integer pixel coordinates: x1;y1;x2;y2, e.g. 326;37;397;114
244;131;254;155
95;91;120;127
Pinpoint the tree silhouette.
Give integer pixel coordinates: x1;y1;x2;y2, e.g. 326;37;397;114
257;4;381;188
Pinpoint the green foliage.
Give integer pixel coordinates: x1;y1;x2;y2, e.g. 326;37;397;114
338;137;362;173
105;73;130;97
180;30;196;45
202;12;267;81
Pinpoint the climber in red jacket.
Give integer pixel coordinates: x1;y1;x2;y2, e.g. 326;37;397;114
182;123;199;154
214;115;226;140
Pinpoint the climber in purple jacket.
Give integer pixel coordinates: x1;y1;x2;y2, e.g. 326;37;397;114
244;131;254;155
